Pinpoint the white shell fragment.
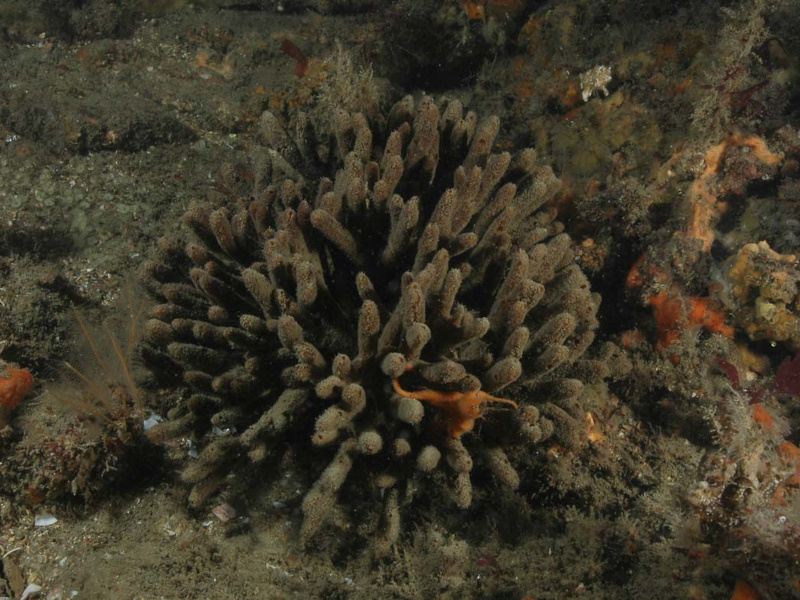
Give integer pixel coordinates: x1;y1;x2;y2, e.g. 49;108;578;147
212;425;236;436
20;584;43;600
185;439;198;459
143;413;164;431
34;513;58;527
211;502;237;522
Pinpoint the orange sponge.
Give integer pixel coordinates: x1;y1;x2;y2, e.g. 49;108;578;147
0;365;34;425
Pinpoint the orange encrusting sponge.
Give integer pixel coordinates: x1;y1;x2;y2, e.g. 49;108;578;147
648;291;734;350
0;366;34;424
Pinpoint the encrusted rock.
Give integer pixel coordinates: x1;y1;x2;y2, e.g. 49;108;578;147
725;241;800;349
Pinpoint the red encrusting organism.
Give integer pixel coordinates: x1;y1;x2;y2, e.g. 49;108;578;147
776;352;800;397
280;39;309;77
0;365;34;426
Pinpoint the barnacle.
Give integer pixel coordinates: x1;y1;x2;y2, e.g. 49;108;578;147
140;96;623;550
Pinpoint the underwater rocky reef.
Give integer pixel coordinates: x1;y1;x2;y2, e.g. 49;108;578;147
0;0;799;599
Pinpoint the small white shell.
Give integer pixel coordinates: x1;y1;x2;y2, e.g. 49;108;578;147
20;584;43;600
143;414;164;431
34;513;57;527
